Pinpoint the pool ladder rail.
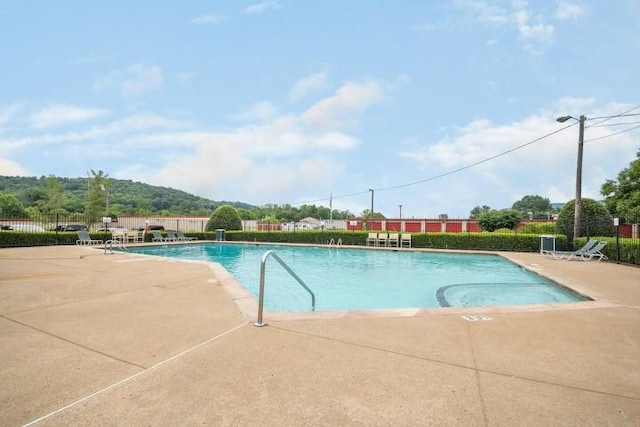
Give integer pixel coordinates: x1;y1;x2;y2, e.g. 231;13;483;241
103;239;129;254
255;250;316;327
327;238;342;247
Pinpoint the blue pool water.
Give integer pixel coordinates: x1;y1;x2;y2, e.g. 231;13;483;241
125;243;588;312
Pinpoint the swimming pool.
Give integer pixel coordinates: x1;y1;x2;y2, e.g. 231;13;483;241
125;243;588;312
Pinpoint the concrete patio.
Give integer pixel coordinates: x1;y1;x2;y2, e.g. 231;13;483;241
1;244;639;426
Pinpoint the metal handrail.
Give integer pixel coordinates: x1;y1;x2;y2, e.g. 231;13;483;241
103;239;129;254
254;250;315;327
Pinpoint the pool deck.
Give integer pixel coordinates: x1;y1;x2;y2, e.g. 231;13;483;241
1;244;639;426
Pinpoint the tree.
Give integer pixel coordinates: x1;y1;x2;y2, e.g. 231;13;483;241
0;192;27;218
470;205;491;219
85;170;109;226
41;175;67;214
601;150;640;223
206;205;242;231
555;198;614;240
360;209;385;219
477;209;523;232
512;195;552;219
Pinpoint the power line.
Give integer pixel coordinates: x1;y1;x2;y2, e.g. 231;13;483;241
374;123;574;192
288;104;640;207
585;123;640;143
289;122;575;206
588;121;640;127
586;105;640;127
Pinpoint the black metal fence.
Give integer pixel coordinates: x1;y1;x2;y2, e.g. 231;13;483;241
1;211;638;264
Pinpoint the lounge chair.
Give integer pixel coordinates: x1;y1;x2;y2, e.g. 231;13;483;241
566;241;608;262
151;230;170;242
388;233;399;247
76;230;103;246
366;233;377;246
400;233;412;248
542;239;598;260
166;231;179;241
177;231;197;241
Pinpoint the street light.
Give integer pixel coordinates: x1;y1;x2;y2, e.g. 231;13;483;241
556;114;586;244
369;189;374;230
399;204;403;219
100;184;109;231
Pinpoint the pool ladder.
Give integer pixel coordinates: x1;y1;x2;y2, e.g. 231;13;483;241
103;239;129;254
327;238;342;247
254;250;316;327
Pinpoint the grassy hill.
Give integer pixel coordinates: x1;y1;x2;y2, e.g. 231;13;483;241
0;175;255;216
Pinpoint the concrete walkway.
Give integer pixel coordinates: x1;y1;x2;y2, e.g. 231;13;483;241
1;245;639;426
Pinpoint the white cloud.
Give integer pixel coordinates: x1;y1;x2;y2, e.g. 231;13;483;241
399;99;640;208
555;1;584;20
0;104;27;131
289;72;328;102
512;5;554;39
94;64;164;97
0;113;188;149
301;80;384;129
0;157;29;176
231;102;279;122
244;1;282;14
190;14;227;24
448;0;554;52
30;104;107;129
126;79;382;202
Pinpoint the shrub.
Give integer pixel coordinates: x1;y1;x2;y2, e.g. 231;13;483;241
520;222;556;234
206;205;242;231
477;209;523;232
555;198;615;240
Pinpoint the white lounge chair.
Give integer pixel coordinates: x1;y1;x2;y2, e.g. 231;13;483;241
366;233;377;246
177;231;197;241
388;233;399;247
566;241;608;262
151;230;170;242
76;230;103;246
542;239;597;260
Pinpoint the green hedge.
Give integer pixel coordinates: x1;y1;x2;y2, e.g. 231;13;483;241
225;231;570;253
4;230;637;264
0;231;113;247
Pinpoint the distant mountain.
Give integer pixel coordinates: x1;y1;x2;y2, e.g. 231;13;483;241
0;175;256;215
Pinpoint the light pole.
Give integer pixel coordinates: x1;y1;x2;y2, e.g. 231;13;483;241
100;184;109;231
369;189;374;230
399;204;403;219
556;114;586;244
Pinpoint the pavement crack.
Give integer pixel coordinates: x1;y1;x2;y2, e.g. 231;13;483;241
1;315;147;370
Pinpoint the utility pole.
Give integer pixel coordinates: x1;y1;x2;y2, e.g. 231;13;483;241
369;189;374;230
556;114;586;244
399;204;403;219
574;115;585;242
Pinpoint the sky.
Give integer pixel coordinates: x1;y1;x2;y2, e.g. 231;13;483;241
1;1;639;218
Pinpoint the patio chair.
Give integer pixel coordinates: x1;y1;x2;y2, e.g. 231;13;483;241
126;230;142;243
565;241;608;262
542;239;598;260
366;233;377;246
166;231;179;241
387;233;399;247
76;230;103;246
400;233;412;248
377;233;389;247
177;231;197;241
